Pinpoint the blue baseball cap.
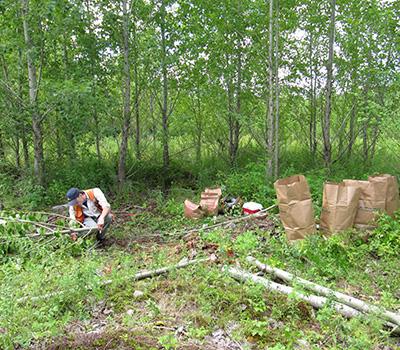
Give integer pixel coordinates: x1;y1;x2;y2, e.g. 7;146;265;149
66;187;80;206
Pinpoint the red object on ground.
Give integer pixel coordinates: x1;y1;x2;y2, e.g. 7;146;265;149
242;202;263;215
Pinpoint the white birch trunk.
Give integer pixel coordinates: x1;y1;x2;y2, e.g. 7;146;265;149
247;256;400;326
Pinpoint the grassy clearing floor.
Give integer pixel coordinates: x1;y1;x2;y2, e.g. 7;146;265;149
1;206;400;350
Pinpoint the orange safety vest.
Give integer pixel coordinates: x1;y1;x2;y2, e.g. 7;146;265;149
73;189;103;223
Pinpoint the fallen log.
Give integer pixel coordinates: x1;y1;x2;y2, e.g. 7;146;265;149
131;256;213;281
247;256;400;326
17;256;214;303
227;266;360;318
226;266;400;335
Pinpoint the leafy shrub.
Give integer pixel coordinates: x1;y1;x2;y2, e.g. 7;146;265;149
217;162;275;206
369;212;400;257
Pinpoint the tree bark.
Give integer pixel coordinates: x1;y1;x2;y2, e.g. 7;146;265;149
20;127;29;170
309;33;317;157
61;33;77;161
322;0;336;169
117;0;131;187
21;0;45;186
150;92;157;153
0;131;4;160
347;101;356;158
363;120;368;163
15;136;20;169
233;48;242;167
132;14;141;160
228;267;361;318
160;0;170;192
0;55;8;161
273;0;280;179
370;118;379;160
134;64;140;160
85;0;102;162
266;0;274;179
18;48;29;168
192;86;203;165
227;67;235;166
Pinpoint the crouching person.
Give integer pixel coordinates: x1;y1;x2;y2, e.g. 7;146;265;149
66;187;112;242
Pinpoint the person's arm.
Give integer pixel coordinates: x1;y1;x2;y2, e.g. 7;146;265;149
93;188;111;229
69;206;77;227
69;206;75;220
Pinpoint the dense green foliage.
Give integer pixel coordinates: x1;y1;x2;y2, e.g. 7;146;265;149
1;0;400;348
0;0;399;195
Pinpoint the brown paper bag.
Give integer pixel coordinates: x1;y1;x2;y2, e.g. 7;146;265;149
274;175;316;241
200;188;222;216
320;182;360;235
184;200;205;219
343;179;386;229
204;188;222;197
368;174;399;216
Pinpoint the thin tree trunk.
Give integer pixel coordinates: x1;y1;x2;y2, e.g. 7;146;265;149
194;88;202;164
273;0;279;179
363;121;368;163
94;107;101;162
15;136;20;169
309;33;317;157
312;74;318;155
370;118;379;160
196;128;202;164
117;0;131;187
85;0;101;162
160;0;170;192
233;48;242;167
266;0;274;179
18;47;29;168
322;0;336;169
347;101;356;158
228;267;361;319
21;0;45;186
0;131;4;159
134;66;140;160
246;257;400;326
0;55;7;160
132;16;141;160
227;69;235;166
21;127;29;168
150;92;156;153
62;34;76;161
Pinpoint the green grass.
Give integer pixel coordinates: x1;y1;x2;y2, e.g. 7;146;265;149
1;200;399;349
1;150;400;349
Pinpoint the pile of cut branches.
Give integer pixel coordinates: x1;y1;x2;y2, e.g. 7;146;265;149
0;211;96;261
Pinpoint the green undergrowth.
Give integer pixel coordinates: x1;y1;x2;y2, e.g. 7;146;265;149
0;161;400;348
1;207;399;349
1;145;398;211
